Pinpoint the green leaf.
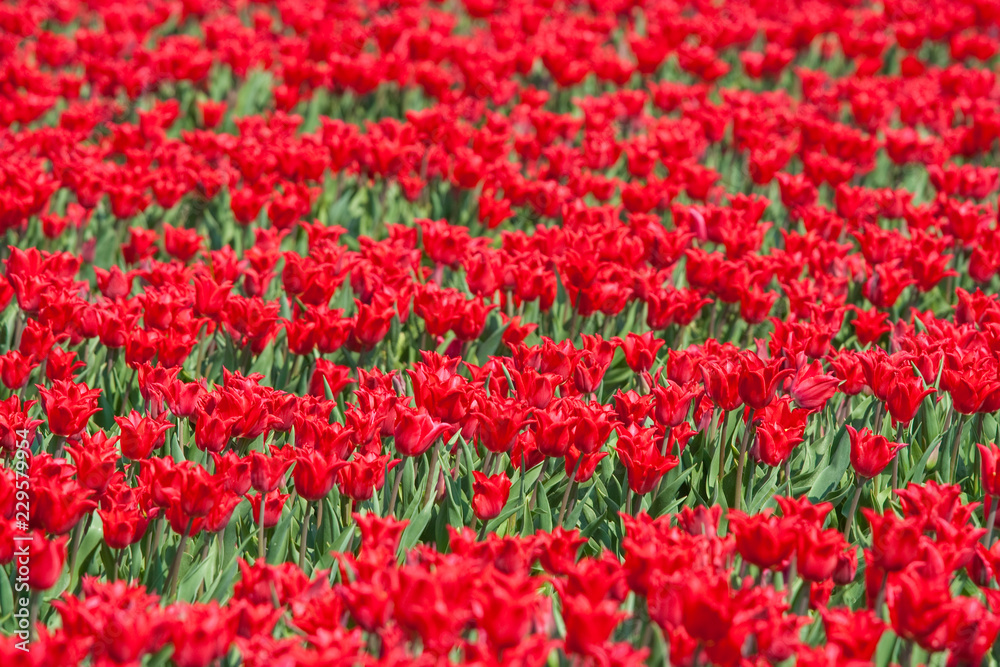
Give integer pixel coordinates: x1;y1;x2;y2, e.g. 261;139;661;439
807;424;850;502
398;498;436;554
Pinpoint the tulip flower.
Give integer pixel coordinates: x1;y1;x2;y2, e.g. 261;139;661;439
847;426;905;480
292;449;349;502
471;471;512;522
843;426;907;538
615;331;665;375
115;410;174;460
789;359;842;411
979;442;1000;545
865;510;923;573
821;608;886;661
701;358;743;412
796;525;849;583
338;452;397;503
615;428;679;497
37;380;102;438
649;377;695;428
248;448;294;494
883;377;935;426
393;407;449;458
729;510;796;570
737;351;794;411
99;503;151;551
27;531;68;590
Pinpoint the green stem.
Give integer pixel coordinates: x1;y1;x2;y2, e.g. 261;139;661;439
257;496;267;562
166;519;193;602
297;501;311;572
558;456;584;527
948;415;966;484
733;410;756;513
844;481;865;541
386;463;404;517
984;496;998;547
423;438;444;506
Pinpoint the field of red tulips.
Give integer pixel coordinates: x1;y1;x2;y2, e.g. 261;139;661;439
3;0;1000;665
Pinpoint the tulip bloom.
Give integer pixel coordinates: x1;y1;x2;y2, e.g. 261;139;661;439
701;359;743;412
115;410;174;460
796;526;849;583
789;359;841;411
615;331;665;374
471;471;512;522
292;449;349;501
979;442;1000;497
729;510;796;570
848;426;906;479
737;351;793;410
883;378;935;426
393;407;449;457
616;429;679;495
37;380;102;437
27;531;68;590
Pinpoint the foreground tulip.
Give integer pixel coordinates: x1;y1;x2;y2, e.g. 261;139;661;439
393;407;450;458
616;429;679;497
789;359;841;411
27;531;68;590
883;378;935;426
292;449;349;501
37;380;102;438
615;331;665;375
843;426;906;539
979;442;1000;544
847;426;906;480
729;510;796;570
115;410;174;460
737;351;794;410
471;471;512;522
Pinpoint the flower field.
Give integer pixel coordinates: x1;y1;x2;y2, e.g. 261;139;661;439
3;0;1000;664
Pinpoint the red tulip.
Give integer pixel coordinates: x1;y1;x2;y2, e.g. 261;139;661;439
615;332;665;374
393;407;449;457
471;471;512;522
978;442;1000;497
37;380;102;437
26;531;68;590
737;351;794;411
115;410;174;460
847;426;906;479
729;510;796;570
292;449;349;501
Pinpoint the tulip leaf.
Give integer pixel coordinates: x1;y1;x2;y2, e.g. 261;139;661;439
266;504;294;565
806;424;850;502
398;498;435;555
564;484;596;528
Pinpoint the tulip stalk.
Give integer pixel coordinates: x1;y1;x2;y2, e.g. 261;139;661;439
873;571;889;619
385;463;404;517
714;409;732;502
558;457;583;527
258;498;268;562
843;481;865;540
166;518;194;602
298;501;311;571
891;422;905;489
733;409;756;513
783;459;792;497
28;590;40;642
984;495;997;547
948;414;967;484
422;437;444;506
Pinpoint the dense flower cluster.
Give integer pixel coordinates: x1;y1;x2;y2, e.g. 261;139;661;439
2;0;1000;664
